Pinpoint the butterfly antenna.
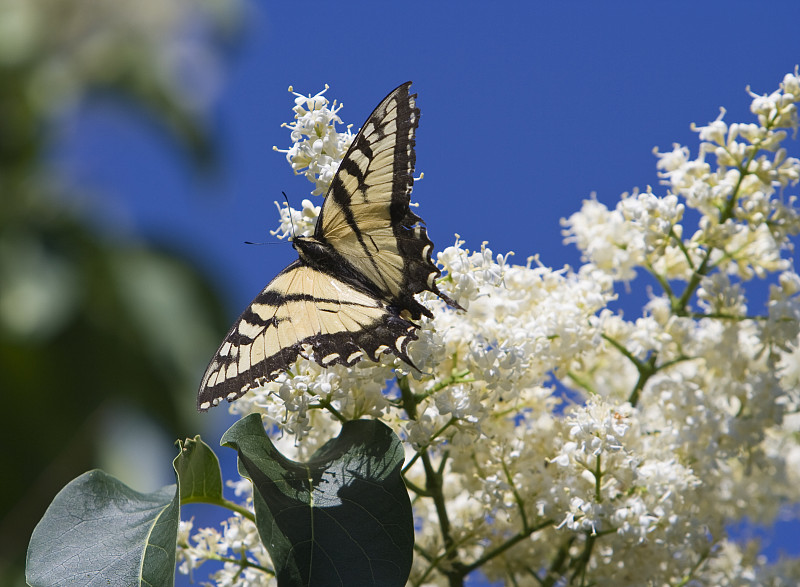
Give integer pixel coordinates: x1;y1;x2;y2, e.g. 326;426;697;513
282;191;297;240
243;195;295;246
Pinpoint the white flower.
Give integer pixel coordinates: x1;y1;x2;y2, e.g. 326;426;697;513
269;199;320;240
655;143;711;195
697;273;747;316
749;83;799;131
562;196;641;281
764;270;800;350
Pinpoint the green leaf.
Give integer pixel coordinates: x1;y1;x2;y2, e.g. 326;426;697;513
26;467;180;587
174;435;223;502
222;414;414;587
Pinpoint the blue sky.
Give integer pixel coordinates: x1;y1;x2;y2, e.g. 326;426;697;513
58;2;800;583
66;3;800;313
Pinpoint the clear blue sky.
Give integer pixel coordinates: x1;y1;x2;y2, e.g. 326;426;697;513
66;3;800;311
58;2;800;583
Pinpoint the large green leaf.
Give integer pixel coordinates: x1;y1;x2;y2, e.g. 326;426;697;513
26;469;179;587
222;414;414;587
25;436;225;586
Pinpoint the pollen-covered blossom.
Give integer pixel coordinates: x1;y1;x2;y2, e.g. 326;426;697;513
184;76;800;586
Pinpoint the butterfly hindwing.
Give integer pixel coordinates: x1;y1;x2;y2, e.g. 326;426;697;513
198;82;462;411
198;262;418;410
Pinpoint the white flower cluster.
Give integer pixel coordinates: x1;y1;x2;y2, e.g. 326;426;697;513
180;75;800;586
563;190;686;282
273;85;355;196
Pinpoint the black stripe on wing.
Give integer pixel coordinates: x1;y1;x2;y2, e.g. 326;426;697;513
319;82;462;317
197;263;419;411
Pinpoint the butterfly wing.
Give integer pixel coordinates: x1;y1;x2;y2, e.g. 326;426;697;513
198;82;464;411
316;82;462;318
197;261;417;411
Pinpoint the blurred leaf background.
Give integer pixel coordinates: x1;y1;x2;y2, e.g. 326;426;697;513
0;1;241;583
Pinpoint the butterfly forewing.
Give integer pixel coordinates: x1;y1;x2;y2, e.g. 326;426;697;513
317;83;427;304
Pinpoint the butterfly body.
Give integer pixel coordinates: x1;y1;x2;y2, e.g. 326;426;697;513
198;82;461;411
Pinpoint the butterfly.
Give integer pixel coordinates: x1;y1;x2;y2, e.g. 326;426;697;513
198;82;462;411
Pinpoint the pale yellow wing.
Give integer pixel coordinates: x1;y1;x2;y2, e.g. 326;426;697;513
197;261;416;411
315;82;461;320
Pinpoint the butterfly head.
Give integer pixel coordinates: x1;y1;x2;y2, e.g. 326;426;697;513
292;235;327;265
